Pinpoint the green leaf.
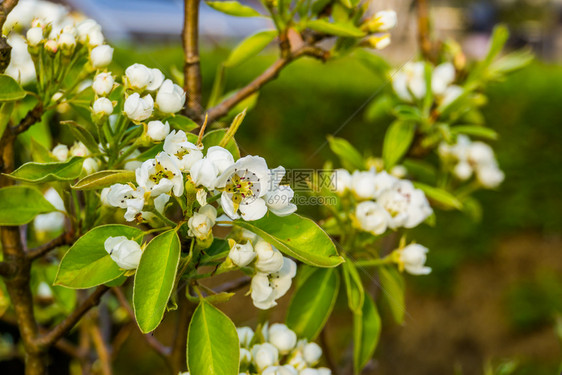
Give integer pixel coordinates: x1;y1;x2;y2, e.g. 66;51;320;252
234;213;343;267
364;95;392;123
224;30;277;68
353;292;381;374
0;75;27;101
307;19;366;38
202;129;241;160
413;182;463;210
382;121;416;169
286;267;340;340
451;125;498;140
187;301;239;375
0;186;57;226
72;170;135;190
165;115;199;132
206;1;261;17
402;159;436;184
379;265;405;324
342;258;364;314
0;102;14;140
327;136;365;171
8;157;84;183
61;121;99;154
55;225;143;289
133;230;181;333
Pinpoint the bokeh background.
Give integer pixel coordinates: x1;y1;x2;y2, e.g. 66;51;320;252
6;0;562;374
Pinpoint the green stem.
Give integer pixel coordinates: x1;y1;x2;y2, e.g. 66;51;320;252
354;256;394;268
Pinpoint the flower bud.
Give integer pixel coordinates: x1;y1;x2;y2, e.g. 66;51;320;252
228;240;256;267
355;201;389;236
93;97;114;116
364;10;397;32
476;165;504;188
26;27;43;46
252;343;279;371
44;39;58;54
397;243;431;275
332;169;351;194
82;157;100;174
240;348;252;368
90;45;113;68
104;236;143;270
268;324;297;354
187;205;217;241
254;240;284;273
156;79;186;114
303;342;322;365
70;142;90;157
146;120;170;141
125;63;152;91
77;19;104;46
52;144;68;161
453;161;472;180
237;326;254;347
124;93;154;122
351;170;377;200
58;32;76;52
366;33;390;50
92;72;114;96
262;365;298;375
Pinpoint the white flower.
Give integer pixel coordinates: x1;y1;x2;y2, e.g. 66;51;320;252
355;201;390;235
237;326;254;347
163;130;202;171
251;257;297;310
125;63;153;91
77;19;104;46
367;33;391;50
431;62;455;96
136;152;183;197
82;158;100;174
372;171;398;198
106;183;145;222
90;45;113;68
371;10;397;31
206;146;234;174
196;189;207;207
124;93;154;122
351;170;377;200
190;158;219;190
262;365;298;375
468;142;495;165
453;161;473;180
398;243;431;275
93;97;113;116
52;144;68;161
26;27;43;46
378;180;433;229
240;348;252;367
264;166;296;216
441;85;463;107
33;188;65;233
104;236;143;270
254;240;284;273
147;120;170;141
187;205;217;240
147;68;165;91
57;32;75;50
92;72;114;96
216;156;277;220
37;281;53;299
229;241;256;267
317;368;332;375
6;34;36;85
303;342;322;366
476;165;504;188
332;169;351;194
251;343;279;371
268;324;297;354
156;79;186;114
392;62;426;102
390;165;407;178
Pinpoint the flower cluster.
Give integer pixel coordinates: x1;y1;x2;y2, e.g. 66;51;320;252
4;0;114;84
438;135;504;188
228;231;297;310
361;10;397;50
392;61;462;106
333;169;433;236
51;142;100;174
237;323;331;375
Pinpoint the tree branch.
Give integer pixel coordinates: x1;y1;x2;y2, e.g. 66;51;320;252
36;285;109;348
170;296;192;374
213;275;251;294
13;103;44;135
27;231;73;260
183;0;204;120
206;45;329;123
0;260;16;278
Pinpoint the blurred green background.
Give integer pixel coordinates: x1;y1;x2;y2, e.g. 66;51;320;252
106;41;562;374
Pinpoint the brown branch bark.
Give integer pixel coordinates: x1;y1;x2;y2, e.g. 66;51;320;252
0;0;19;74
170;297;193;374
27;231;73;260
13;103;44;135
36;285;109;349
206;46;329;123
0;260;16;277
90;323;112;375
183;0;204;121
417;0;434;62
